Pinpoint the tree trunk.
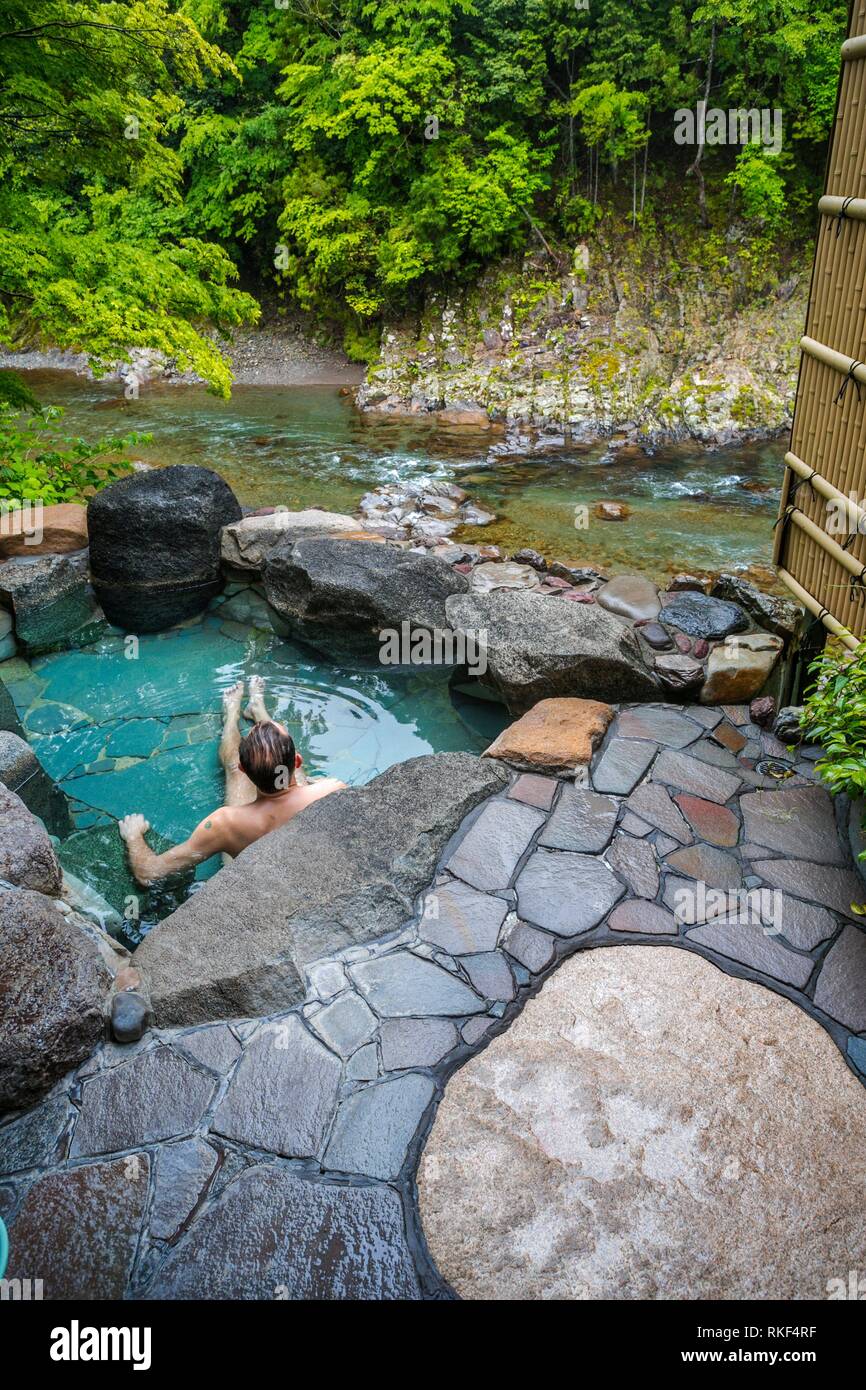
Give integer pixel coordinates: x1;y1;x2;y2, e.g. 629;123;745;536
687;23;716;229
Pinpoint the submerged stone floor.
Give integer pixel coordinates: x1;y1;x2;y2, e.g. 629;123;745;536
1;701;865;1299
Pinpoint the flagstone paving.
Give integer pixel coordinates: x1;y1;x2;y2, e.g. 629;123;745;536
2;700;865;1300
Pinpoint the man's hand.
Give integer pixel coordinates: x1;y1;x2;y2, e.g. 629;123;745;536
119;813;150;843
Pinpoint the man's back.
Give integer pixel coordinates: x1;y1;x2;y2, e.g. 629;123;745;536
211;777;346;858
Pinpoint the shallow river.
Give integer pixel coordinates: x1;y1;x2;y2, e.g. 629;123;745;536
26;370;785;583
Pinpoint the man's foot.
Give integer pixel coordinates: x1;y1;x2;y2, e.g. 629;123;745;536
244;674;270;723
222;680;244;720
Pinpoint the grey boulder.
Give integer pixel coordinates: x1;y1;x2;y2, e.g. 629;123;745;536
135;752;508;1026
0;551;106;655
262;537;468;654
0;782;62;895
0;888;112;1111
0;731;72;838
662;592;749;640
445;588;659;713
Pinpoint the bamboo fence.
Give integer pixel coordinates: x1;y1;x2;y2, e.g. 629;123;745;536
774;0;866;650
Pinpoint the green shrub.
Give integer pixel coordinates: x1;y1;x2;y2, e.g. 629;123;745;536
802;639;866;875
0;377;150;506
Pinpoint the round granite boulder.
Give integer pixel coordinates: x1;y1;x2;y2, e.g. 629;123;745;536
87;466;242;631
418;946;866;1300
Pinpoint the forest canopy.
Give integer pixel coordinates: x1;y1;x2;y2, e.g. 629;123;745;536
0;0;848;386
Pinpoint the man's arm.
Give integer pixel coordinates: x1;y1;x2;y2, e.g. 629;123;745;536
118;812;227;888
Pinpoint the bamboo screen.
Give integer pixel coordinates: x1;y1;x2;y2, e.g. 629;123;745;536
774;1;866;651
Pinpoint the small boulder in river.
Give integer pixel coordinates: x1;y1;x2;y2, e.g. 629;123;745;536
593;500;631;521
662;591;749;640
596;575;660;622
88;465;242;631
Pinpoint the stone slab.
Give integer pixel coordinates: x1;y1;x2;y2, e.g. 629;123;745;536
539;786;618;853
446;798;545;891
515;849;625;937
323;1073;435;1179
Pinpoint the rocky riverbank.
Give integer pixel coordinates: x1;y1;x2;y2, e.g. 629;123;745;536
356;236;807;451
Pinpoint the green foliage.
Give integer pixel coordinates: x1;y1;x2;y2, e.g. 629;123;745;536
725;148;790;232
802;641;866;833
0;402;149;505
0;0;258;394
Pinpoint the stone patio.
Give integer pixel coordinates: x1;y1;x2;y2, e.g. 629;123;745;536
2;701;865;1300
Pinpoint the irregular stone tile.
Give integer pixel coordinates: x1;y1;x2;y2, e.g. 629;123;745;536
150;1138;217;1240
461;952;515;1002
608;901;678;934
652;749;741;804
626;783;692;843
596;574;660;621
462;1017;495;1045
620;811;652;836
324;1073;435;1180
752;860;865;921
418;947;866;1300
175;1024;242;1074
507;773;559;809
607;834;659;898
501;919;556;973
674;794;739;848
380;1018;458;1070
663;875;745;925
0;1095;72;1177
347;1043;379;1080
771;896;837;952
73;1046;216;1157
614;706;702;749
211;1017;341;1159
654;833;679;856
446;799;545;891
740;787;845;865
683;704;724;728
666;844;743;891
686;738;741;769
418;879;508;954
591;738;656;795
687;920;813;989
351;952;484;1017
813;927;866;1031
515;849;625;937
848;1035;866;1076
711;721;747;754
306;960;348;1001
146;1165;421;1300
309;992;378;1059
483;698;613;774
6;1154;149;1299
539;786;618;852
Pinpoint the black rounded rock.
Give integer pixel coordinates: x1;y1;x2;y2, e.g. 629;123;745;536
87;466;242;631
662;592;749;640
111;990;149;1044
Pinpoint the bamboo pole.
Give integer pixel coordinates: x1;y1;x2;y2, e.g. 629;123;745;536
777;569;860;650
800;335;866;385
842;34;866;61
819;194;866;221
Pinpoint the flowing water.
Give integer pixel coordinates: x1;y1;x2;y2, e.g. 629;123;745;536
6;370;786;938
26;370;786;582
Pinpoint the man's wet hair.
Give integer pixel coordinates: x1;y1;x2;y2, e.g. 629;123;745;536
238;721;296;794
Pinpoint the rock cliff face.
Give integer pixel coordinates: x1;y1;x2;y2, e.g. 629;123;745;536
357;237;807;449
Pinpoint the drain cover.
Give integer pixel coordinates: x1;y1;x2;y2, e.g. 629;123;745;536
755;757;795;779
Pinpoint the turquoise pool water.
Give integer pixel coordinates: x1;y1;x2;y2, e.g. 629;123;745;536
2;593;505;941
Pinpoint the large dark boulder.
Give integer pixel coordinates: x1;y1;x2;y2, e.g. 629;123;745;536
88;466;242;631
261;537;468;655
445;589;660;713
0;887;112;1112
135;752;508;1025
661;591;749;640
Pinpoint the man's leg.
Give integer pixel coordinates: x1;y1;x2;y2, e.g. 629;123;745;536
220;681;257;809
244;673;271;724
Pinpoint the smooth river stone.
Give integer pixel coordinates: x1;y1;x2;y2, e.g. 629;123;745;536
417;947;866;1300
661;592;749;639
596;575;660;622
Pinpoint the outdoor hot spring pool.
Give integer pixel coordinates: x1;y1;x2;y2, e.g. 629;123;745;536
2;590;506;944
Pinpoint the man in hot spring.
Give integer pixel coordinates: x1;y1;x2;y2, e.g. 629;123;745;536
118;675;346;886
